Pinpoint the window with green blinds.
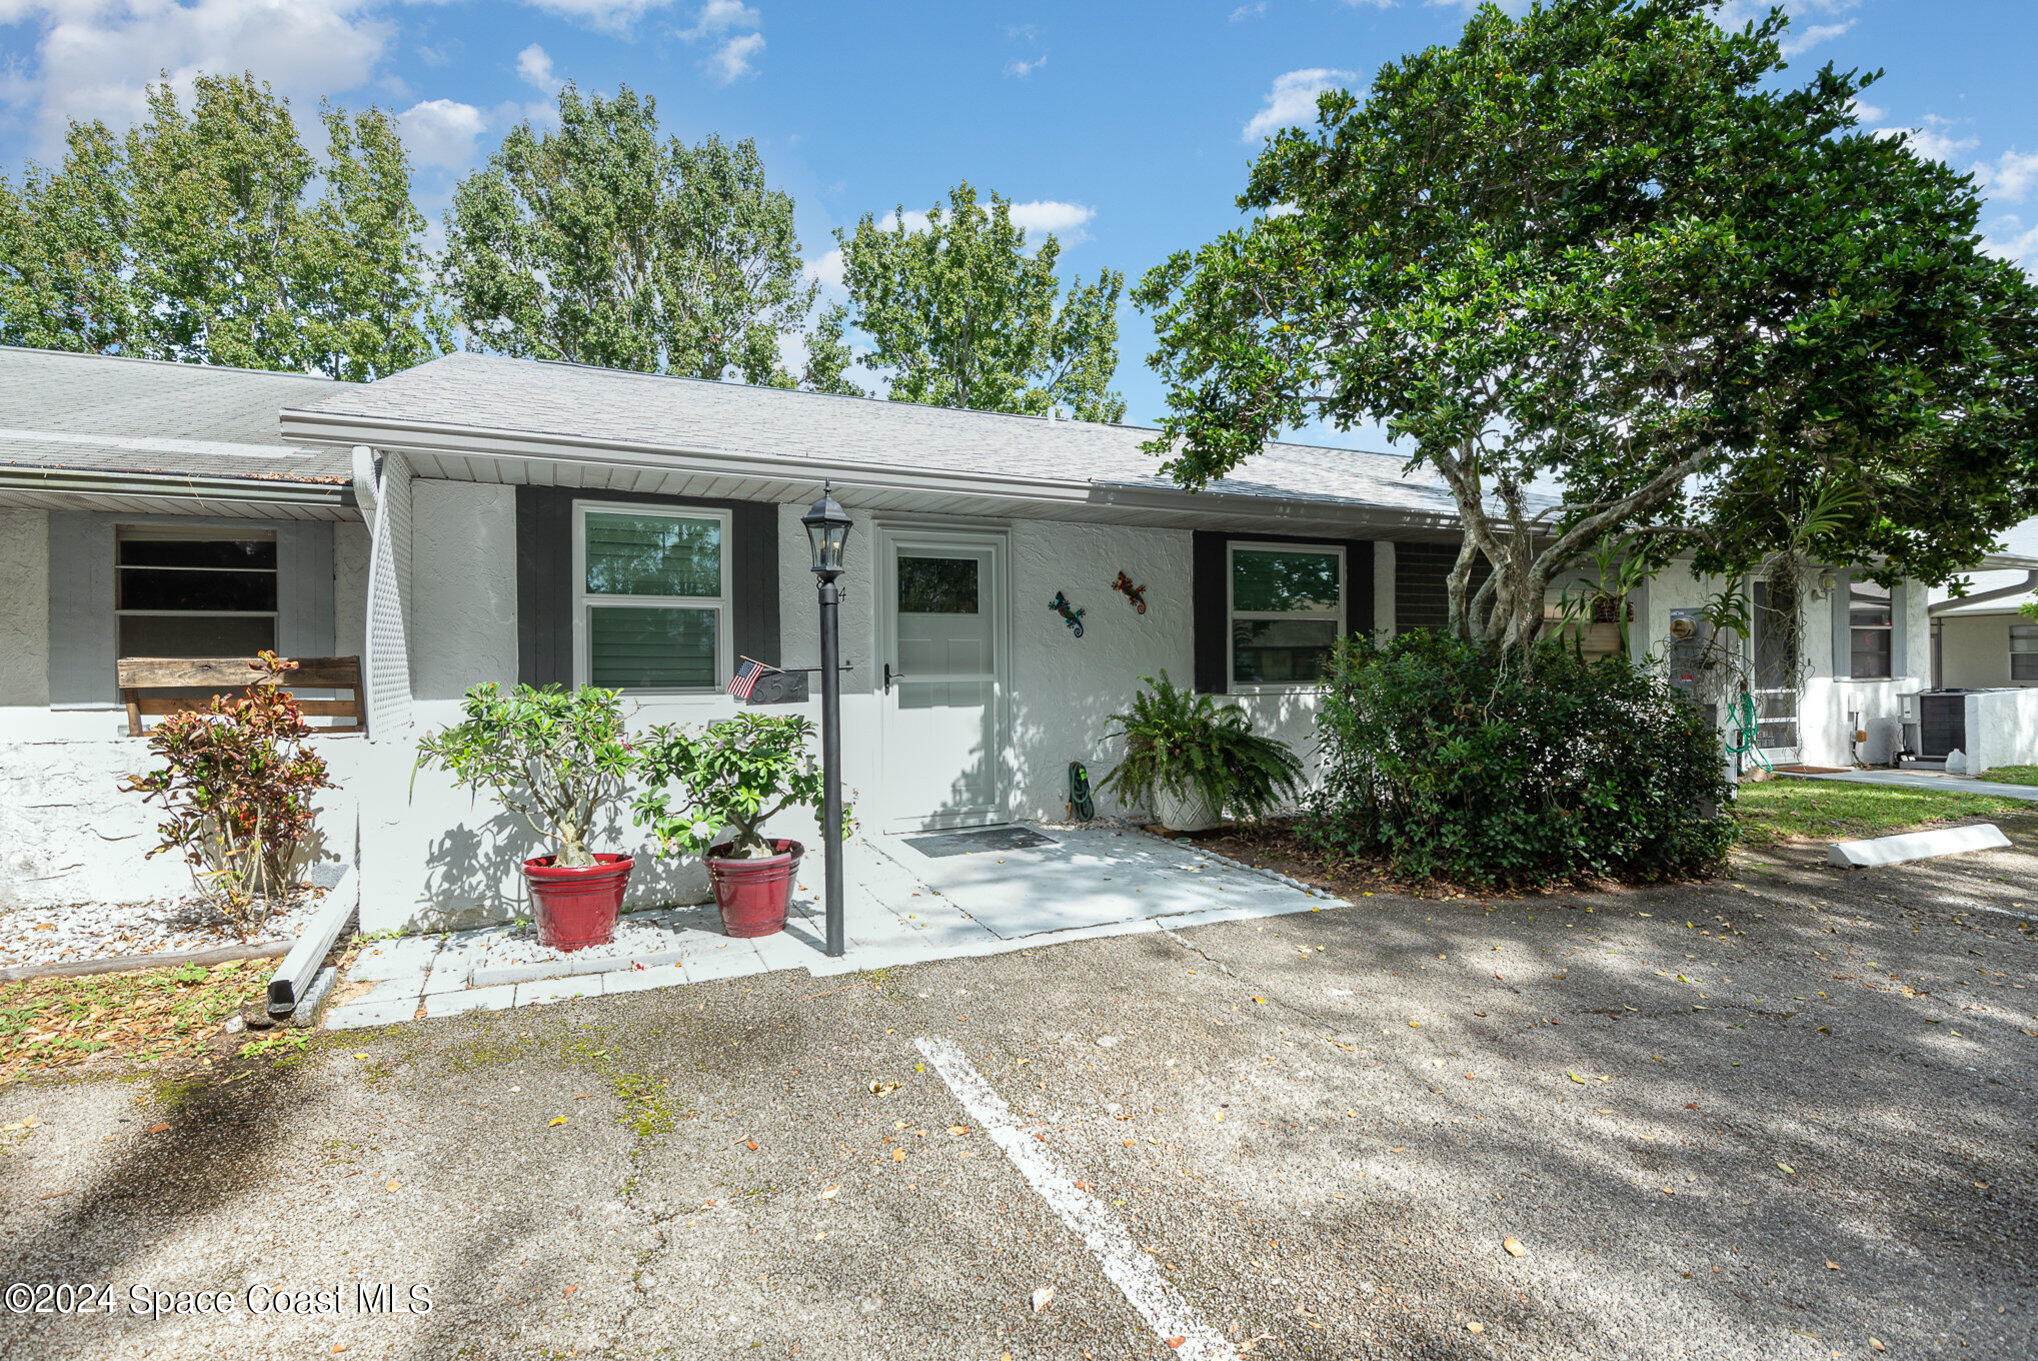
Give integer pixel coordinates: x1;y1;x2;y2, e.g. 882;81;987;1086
588;607;717;689
574;504;730;691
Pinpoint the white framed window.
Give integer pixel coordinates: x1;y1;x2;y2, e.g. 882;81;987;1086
1848;578;1894;679
1227;541;1346;689
115;525;278;659
571;502;732;693
2011;623;2038;682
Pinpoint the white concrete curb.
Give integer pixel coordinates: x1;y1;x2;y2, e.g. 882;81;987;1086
1826;823;2013;868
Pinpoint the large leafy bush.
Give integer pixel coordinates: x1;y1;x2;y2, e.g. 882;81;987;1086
1098;673;1302;823
123;652;338;935
1311;633;1734;886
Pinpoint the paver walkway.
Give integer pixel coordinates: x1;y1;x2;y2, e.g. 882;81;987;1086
324;824;1336;1028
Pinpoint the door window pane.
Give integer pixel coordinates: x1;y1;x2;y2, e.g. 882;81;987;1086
588;607;716;690
584;511;721;597
897;556;980;614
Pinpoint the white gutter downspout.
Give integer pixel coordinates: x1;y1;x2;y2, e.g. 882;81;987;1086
351;443;379;525
1926;570;2038;615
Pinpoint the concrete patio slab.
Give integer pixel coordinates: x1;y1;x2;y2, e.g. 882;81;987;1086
322;824;1342;1028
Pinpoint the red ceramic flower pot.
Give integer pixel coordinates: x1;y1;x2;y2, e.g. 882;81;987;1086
705;839;803;938
522;853;633;951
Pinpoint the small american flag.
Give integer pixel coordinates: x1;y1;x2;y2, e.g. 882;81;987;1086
727;658;771;699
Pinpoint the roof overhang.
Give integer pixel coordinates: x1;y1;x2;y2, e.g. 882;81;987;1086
0;465;357;517
279;407;1465;540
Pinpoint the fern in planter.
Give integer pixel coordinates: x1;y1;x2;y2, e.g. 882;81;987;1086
1097;673;1302;823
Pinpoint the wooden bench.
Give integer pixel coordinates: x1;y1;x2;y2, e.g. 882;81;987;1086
116;656;366;737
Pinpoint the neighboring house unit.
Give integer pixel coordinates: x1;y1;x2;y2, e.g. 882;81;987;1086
5;346;2036;928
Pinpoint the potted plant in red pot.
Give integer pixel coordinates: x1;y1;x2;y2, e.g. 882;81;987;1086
414;683;638;951
632;712;845;938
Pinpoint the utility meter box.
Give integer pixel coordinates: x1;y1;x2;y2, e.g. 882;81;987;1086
1665;608;1711;695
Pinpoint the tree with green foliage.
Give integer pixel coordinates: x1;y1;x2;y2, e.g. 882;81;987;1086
442;82;835;389
0;72;443;381
832;182;1126;420
1137;0;2038;658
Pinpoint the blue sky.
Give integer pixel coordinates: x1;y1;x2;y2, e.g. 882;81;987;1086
2;0;2034;444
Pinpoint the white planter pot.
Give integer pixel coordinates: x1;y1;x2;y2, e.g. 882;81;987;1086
1151;785;1222;833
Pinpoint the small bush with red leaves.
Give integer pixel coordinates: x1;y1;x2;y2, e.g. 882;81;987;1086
123;652;338;934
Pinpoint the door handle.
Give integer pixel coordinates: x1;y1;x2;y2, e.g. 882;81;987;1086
884;662;901;695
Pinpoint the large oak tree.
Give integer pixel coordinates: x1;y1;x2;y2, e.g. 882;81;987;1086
1136;0;2038;657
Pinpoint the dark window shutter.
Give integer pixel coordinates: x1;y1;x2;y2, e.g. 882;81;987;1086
1191;531;1228;694
516;485;779;689
1341;539;1374;640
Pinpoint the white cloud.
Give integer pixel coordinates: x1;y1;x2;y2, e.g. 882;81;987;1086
806;246;845;291
1847;98;1883;123
1873;124;1981;165
677;0;764;84
1004;54;1046;79
397;97;485;168
1981;215;2038;277
1230;1;1269;19
1978;149;2038;204
1006;199;1094;240
706;31;765;83
0;0;394;157
1779;20;1850;56
524;0;678;35
677;0;759;39
515;43;559;93
1242;67;1355;143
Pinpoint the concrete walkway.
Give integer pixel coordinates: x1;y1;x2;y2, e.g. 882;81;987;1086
1773;766;2038;800
323;824;1338;1028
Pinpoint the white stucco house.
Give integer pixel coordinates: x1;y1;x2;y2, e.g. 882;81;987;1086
5;345;2036;930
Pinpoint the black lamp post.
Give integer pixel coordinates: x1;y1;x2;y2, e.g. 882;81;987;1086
801;483;852;958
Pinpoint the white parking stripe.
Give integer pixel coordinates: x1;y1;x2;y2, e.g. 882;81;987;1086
915;1035;1240;1361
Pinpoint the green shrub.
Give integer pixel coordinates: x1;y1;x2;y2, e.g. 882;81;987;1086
1097;672;1302;822
1309;632;1735;886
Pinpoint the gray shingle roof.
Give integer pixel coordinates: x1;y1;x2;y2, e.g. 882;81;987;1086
0;346;350;484
294;351;1459;517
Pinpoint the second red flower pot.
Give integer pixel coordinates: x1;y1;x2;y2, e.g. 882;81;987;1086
705;839;804;938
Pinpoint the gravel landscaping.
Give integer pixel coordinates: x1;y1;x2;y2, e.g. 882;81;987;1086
0;893;321;969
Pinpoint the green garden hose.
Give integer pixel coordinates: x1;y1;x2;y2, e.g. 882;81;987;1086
1725;693;1773;773
1067;761;1095;821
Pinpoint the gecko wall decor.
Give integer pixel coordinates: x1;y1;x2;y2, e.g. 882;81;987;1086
1111;572;1147;614
1048;591;1085;637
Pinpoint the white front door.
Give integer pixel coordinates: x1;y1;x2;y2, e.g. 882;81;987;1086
875;526;1008;830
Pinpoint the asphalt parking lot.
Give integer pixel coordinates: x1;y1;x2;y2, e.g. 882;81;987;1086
2;833;2032;1361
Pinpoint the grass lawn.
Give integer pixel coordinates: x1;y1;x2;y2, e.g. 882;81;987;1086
1982;764;2038;787
0;957;280;1083
1734;778;2028;844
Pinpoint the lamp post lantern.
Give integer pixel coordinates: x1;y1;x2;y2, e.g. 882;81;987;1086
801;484;852;958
